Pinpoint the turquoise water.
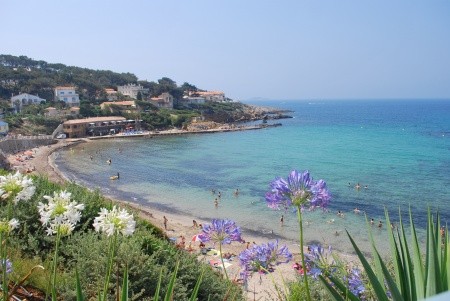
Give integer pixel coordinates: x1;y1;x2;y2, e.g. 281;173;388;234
55;99;450;254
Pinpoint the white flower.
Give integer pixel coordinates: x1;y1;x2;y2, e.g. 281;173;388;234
38;190;84;236
0;171;35;204
93;206;136;237
45;221;75;236
0;218;19;234
8;218;19;230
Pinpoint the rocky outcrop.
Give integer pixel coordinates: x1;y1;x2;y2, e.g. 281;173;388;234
203;103;293;123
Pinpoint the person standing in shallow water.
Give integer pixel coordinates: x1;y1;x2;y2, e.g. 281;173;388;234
280;215;284;226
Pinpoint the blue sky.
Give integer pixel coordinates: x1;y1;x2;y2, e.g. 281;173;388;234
1;0;449;100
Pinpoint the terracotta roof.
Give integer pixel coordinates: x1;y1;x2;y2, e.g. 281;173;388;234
63;116;126;125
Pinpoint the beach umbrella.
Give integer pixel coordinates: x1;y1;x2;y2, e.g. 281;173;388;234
192;234;203;242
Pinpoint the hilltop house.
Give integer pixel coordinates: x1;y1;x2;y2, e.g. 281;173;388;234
191;91;226;102
10;93;46;113
180;95;206;107
54;86;80;107
149;92;173;109
44;107;80;118
117;84;148;99
105;88;118;101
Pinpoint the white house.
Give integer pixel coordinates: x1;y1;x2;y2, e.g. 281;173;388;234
0;120;9;135
10;93;46;113
193;91;226;102
54;86;80;107
117;84;149;99
181;96;206;106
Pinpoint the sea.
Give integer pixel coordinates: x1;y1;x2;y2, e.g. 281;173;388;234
54;99;450;255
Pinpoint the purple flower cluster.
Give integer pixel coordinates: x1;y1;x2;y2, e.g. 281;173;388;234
198;219;241;245
345;268;366;298
265;170;331;211
239;240;292;277
1;258;12;274
304;244;334;279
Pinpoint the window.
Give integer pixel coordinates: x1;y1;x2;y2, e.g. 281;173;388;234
64;98;68;101
69;91;72;94
60;91;64;95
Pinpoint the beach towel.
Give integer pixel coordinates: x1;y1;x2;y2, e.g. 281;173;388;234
206;249;221;256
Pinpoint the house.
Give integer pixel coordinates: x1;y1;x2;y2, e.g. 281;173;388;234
180;96;206;106
62;116;127;138
0;120;8;136
191;91;226;102
10;93;46;113
149;92;173;109
117;84;148;99
105;88;118;101
44;107;80;118
54;86;80;107
100;101;136;113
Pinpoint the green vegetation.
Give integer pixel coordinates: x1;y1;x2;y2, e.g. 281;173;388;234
0;171;244;300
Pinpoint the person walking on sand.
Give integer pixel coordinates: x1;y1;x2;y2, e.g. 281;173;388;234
163;216;168;230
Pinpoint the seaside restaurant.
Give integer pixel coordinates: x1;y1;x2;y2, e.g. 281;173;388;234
62;116;131;138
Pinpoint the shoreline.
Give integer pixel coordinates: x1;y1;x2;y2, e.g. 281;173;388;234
5;138;359;300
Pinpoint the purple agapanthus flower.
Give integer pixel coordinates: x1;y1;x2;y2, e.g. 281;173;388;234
198;219;241;245
239;240;292;274
345;268;366;299
1;258;12;274
265;170;331;211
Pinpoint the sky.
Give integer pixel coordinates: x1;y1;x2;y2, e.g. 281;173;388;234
1;0;450;101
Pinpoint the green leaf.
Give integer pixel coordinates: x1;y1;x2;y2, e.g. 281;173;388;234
366;213;385;291
346;230;390;301
120;265;128;301
385;209;403;291
318;275;346;301
425;209;442;296
154;268;163;301
409;207;425;299
75;268;85;301
375;251;404;301
189;267;204;301
328;274;360;301
164;261;179;301
397;209;414;300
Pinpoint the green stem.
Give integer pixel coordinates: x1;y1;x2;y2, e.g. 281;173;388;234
1;232;7;301
297;206;311;301
218;243;229;281
102;233;118;301
260;267;284;301
51;229;61;301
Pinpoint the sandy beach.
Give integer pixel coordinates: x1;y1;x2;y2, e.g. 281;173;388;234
5;138;357;300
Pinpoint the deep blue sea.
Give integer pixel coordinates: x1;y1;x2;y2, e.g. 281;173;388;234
54;99;450;254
